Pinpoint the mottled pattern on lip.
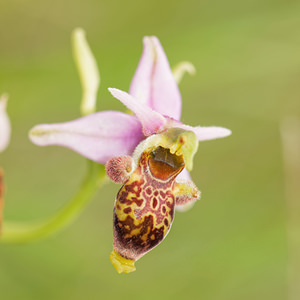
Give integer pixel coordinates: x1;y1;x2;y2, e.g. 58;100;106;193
112;147;184;262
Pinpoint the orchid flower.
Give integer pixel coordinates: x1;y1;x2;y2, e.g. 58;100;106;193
29;36;231;273
29;36;230;176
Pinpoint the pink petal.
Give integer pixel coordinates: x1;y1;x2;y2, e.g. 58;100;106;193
170;121;232;141
0;94;11;152
129;36;182;120
188;126;232;141
29;111;144;164
108;88;166;136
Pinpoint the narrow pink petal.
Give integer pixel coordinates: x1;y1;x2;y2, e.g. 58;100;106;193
108;88;166;136
188;126;231;141
0;94;11;152
29;111;144;164
129;37;154;107
172;122;232;141
129;36;182;120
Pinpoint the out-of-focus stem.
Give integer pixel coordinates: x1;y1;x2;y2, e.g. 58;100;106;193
0;28;103;244
72;28;100;116
0;94;11;152
0;161;106;244
0;168;4;235
280;117;300;300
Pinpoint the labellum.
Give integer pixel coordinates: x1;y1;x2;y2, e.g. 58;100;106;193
107;129;200;273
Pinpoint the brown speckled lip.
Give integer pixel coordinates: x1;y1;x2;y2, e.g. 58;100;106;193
112;147;184;261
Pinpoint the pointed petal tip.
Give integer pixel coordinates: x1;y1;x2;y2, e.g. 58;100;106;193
218;127;232;138
29;124;60;147
108;87;118;95
29;125;46;145
0;93;9;107
143;35;159;43
177;124;232;141
142;36;162;51
108;87;166;136
72;27;86;42
196;126;232;141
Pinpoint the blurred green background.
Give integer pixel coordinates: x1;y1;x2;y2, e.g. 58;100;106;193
1;0;300;299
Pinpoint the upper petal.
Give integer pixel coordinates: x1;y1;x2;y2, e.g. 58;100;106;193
108;88;166;136
0;94;11;152
129;36;182;120
29;111;144;164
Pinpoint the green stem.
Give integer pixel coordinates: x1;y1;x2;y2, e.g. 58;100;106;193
0;160;106;244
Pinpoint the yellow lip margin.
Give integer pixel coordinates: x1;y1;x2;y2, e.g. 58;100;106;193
110;250;136;274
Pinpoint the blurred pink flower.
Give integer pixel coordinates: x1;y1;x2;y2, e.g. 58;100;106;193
0;94;11;153
29;36;231;165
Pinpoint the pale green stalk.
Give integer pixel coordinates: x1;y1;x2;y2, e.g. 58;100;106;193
280;117;300;300
1;161;106;244
0;28;103;244
72;28;100;115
